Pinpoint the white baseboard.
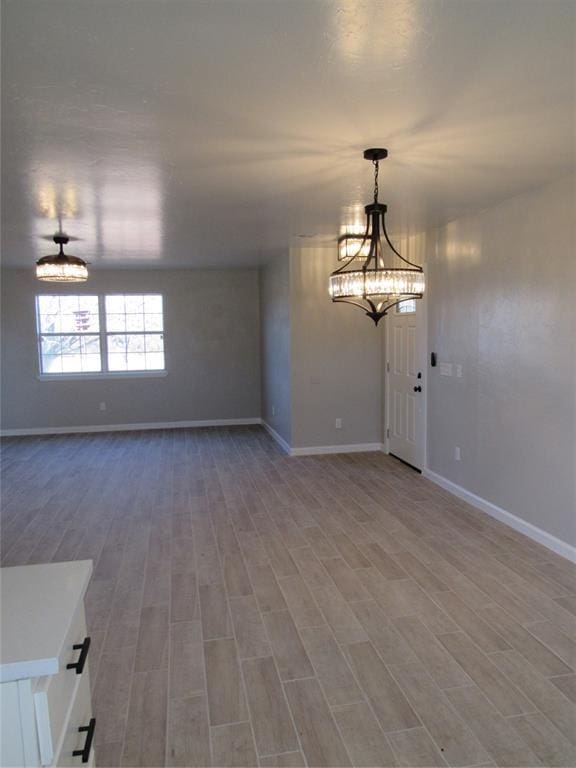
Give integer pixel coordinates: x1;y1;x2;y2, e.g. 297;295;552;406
1;418;262;437
291;442;384;457
261;424;384;458
423;468;576;564
261;422;291;454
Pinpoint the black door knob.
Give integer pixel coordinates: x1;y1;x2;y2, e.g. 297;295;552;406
413;385;422;392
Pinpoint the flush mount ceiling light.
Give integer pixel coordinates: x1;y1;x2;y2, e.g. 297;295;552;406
329;148;424;325
36;234;88;282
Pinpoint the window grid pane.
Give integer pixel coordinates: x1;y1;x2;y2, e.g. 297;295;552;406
37;295;100;334
40;333;102;374
106;333;164;371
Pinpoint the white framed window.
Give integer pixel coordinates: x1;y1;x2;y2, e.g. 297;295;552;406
105;294;164;372
395;298;416;314
36;293;165;376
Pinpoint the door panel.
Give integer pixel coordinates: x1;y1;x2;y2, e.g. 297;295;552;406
393;390;403;437
407;326;417;375
406;393;416;444
393;326;403;374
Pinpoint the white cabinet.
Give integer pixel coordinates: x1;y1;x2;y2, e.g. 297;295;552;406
0;561;95;768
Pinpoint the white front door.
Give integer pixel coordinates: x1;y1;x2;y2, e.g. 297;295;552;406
386;299;426;470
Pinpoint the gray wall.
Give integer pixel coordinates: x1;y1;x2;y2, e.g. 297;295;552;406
426;174;576;545
1;268;261;430
291;246;383;449
259;255;291;444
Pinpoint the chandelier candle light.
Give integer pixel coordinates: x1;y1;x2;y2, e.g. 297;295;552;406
36;234;88;282
329;148;424;325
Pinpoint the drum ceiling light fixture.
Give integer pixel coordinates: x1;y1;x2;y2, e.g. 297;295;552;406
329;148;424;325
36;234;88;282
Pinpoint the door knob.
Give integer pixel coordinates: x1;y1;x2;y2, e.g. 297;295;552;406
413;385;422;392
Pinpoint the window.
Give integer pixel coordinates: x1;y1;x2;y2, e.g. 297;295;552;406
37;295;101;374
36;293;165;375
105;294;164;372
395;299;416;314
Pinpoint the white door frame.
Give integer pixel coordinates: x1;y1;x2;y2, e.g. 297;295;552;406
383;264;428;470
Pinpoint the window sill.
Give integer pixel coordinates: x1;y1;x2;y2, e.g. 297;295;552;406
37;371;168;382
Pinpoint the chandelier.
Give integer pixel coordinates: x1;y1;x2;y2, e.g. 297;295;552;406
329;148;424;325
36;234;88;282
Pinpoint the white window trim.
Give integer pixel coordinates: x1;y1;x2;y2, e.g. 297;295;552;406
37;371;168;381
35;292;166;379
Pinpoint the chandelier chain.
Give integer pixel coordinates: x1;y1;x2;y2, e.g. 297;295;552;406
373;159;379;203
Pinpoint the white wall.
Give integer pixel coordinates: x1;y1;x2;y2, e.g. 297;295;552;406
259;246;384;452
425;174;576;546
260;254;292;444
290;246;383;450
1;268;261;431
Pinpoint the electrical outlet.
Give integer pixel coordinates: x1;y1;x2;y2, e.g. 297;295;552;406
335;418;342;429
455;446;461;461
99;402;106;412
439;363;453;377
455;364;463;378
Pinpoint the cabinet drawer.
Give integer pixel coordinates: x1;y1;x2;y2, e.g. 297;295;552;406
33;601;91;766
53;671;95;768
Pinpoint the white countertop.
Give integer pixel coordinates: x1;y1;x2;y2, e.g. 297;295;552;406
0;560;93;683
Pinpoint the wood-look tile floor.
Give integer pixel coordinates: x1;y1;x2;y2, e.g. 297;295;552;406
2;426;576;768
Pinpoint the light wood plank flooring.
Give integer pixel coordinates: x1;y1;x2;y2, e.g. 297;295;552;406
2;427;576;767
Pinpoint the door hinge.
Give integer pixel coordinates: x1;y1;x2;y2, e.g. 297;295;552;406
386;361;390;373
386;428;390;439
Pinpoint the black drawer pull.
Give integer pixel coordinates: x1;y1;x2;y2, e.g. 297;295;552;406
67;636;91;675
73;717;96;763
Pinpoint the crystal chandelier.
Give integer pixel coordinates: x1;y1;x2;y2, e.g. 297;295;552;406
329;148;424;325
36;234;88;282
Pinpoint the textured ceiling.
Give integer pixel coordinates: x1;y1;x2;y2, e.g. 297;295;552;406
1;0;574;269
